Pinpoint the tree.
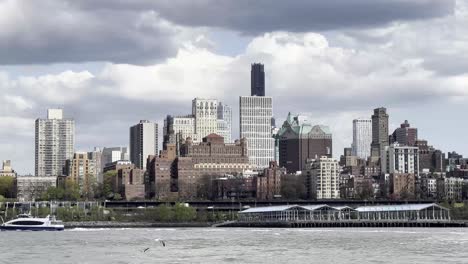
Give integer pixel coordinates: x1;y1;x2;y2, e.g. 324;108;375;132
103;170;117;199
64;179;80;201
0;176;15;198
155;204;173;222
82;174;98;200
174;203;196;222
0;195;5;202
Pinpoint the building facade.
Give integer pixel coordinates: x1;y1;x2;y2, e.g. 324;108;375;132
352;118;372;160
192;98;218;140
276;113;332;173
217;102;233;143
35;109;75;176
0;160;16;177
256;161;283;200
304;156;340;199
129;120;158;170
65;152;99;193
390;120;418;146
370;107;389;161
381;143;420;176
251;63;265;96
16;176;57;201
239;96;275;169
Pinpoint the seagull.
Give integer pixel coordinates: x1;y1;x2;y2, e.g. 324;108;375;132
143;248;150;253
160;240;166;247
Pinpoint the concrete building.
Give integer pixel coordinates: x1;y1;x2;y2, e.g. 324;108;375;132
390;120;418;146
192;98;218;140
129;120;158;170
415;140;444;173
240;96;275;169
390;173;416;199
256;161;283;200
146;144;178;200
370;107;389;161
116;166;145;200
35;109;75;176
0;160;16;177
251;63;265;96
304;156;340;199
65;152;99;193
103;160;133;173
381;143;420;176
101;147;128;167
437;177;465;201
163;115;198;152
276;113;332;173
217;102;232;143
16;176;57;201
352;118;372;160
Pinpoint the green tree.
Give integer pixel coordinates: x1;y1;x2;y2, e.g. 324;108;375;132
0;194;5;202
103;170;117;199
173;203;196;222
0;176;15;198
155;204;173;222
64;179;80;201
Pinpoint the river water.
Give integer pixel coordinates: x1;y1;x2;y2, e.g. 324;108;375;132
1;228;467;264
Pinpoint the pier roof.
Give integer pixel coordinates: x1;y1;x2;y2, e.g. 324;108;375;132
355;203;447;212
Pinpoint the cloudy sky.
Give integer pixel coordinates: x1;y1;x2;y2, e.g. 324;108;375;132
1;0;467;174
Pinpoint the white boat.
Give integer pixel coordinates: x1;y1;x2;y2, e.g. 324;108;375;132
0;214;64;231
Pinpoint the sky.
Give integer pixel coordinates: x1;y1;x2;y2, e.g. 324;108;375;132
1;0;467;175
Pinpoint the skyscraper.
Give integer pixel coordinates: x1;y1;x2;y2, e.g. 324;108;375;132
240;96;275;169
370;107;389;161
276;113;332;173
251;63;265;96
390;120;418;146
352;118;372;160
192;98;218;139
35;109;75;176
129;120;158;170
217;102;232;143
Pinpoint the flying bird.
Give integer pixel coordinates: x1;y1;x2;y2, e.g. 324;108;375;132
143;248;150;253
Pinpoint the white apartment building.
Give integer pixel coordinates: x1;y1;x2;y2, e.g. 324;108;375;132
35;109;75;176
16;176;57;202
129;120;158;170
163;115;198;143
102;147;129;166
305;156;340;199
239;96;275;169
192;98;218;139
217;102;232;143
381;143;420;176
352;118;372;160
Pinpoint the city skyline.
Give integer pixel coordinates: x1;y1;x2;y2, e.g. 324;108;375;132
1;0;467;174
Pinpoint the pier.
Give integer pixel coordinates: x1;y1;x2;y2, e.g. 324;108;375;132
219;203;467;228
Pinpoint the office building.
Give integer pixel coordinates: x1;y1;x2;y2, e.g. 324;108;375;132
35;109;75;176
251;63;265;96
217;102;232;143
192;98;218;140
352;118;372;160
276;113;332;173
240;96;275;169
390;120;418;146
129;120;158;170
370;107;389;161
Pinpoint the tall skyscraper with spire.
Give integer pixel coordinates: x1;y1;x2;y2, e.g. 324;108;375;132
241;63;274;169
251;63;265;96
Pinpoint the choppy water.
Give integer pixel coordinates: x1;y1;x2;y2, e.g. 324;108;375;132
1;228;467;264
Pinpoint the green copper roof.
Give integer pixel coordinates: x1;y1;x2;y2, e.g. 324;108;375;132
277;113;332;137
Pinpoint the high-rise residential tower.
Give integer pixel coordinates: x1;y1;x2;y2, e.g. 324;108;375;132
352;118;372;160
304;156;340;199
217;102;232;143
192;98;218;140
240;96;275;169
35;109;75;176
129;120;158;170
370;107;389;161
251;63;265;96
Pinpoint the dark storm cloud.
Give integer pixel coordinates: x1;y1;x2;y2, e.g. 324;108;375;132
0;0;454;65
75;0;455;33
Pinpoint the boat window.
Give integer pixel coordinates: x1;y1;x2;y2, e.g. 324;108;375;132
10;220;44;226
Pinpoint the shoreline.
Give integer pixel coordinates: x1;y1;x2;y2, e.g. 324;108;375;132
64;221;213;229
